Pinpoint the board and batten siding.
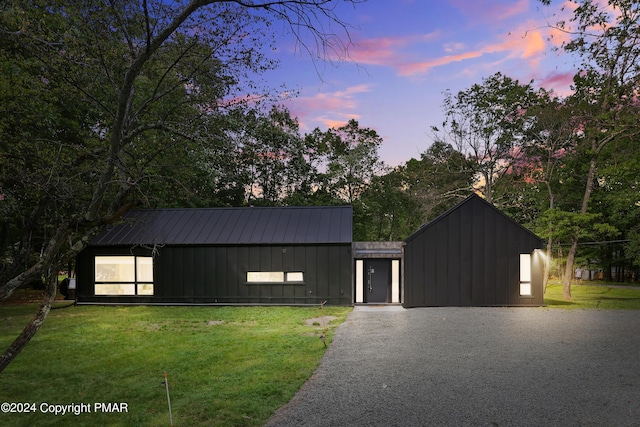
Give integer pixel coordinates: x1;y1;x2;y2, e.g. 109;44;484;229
403;195;544;307
76;244;352;305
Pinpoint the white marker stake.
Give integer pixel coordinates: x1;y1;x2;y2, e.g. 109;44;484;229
164;371;173;426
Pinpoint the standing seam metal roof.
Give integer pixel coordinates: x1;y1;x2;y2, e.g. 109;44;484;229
403;193;542;244
90;206;353;246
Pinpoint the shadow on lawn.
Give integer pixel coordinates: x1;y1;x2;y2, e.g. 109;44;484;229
544;299;576;307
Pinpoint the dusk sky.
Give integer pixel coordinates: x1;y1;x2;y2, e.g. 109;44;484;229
266;0;579;166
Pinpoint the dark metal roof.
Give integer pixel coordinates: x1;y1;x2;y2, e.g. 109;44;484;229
91;206;353;246
404;193;542;244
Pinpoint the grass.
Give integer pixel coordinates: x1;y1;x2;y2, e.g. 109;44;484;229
2;280;639;426
545;281;640;309
0;303;351;427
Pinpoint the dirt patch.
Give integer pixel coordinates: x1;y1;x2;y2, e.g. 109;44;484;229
1;290;66;305
207;320;225;326
304;316;337;328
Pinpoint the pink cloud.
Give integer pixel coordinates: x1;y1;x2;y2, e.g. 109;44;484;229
397;51;484;76
344;18;554;78
318;114;362;130
286;84;374;131
346;32;440;68
538;71;575;96
333;84;374;98
522;30;545;59
397;26;548;77
450;0;528;24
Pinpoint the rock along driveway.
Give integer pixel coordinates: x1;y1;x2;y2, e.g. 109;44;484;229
265;306;640;427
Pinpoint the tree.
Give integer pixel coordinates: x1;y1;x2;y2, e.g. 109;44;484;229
308;119;385;204
401;140;475;222
0;0;365;373
435;73;541;203
540;0;640;299
353;140;475;242
355;171;421;241
235;106;314;205
498;92;579;292
589;135;640;281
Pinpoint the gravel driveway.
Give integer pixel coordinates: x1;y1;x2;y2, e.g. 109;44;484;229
265;306;640;426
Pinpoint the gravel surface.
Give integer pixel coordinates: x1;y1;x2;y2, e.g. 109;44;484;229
265;306;640;426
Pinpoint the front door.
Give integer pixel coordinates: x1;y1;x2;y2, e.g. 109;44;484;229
364;259;390;303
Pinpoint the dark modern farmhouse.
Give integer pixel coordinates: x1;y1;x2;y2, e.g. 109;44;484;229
76;206;353;305
76;195;545;307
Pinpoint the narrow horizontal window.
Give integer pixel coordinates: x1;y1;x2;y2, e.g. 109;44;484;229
246;271;305;283
247;271;284;283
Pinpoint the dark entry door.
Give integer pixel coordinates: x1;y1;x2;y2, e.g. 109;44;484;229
364;259;390;303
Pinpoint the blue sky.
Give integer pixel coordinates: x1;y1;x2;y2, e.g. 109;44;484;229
265;0;578;166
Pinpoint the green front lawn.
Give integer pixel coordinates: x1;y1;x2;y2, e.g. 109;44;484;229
0;304;351;426
544;281;640;309
2;281;640;426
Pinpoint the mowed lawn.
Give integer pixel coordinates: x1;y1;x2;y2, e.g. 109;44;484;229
2;282;640;426
544;281;640;309
0;303;351;427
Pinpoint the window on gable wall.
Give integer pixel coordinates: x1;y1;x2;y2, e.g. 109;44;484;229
520;253;532;296
94;256;154;295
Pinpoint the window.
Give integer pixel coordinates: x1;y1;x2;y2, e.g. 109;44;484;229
520;254;532;296
285;272;304;282
246;271;304;284
95;256;154;296
247;271;284;283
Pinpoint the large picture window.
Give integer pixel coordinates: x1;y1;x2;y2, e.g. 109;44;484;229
95;256;154;296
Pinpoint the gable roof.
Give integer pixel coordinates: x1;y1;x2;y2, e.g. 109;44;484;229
90;206;353;246
404;193;542;244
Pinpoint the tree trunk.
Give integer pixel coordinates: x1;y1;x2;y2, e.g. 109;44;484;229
0;265;58;374
484;171;492;203
562;237;578;300
562;156;597;301
543;235;552;295
543;182;555;295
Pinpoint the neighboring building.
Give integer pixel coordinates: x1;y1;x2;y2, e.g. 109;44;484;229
76;195;545;307
76;206;353;305
403;194;544;307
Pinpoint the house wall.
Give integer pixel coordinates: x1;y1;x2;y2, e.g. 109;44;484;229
76;243;352;305
403;196;543;307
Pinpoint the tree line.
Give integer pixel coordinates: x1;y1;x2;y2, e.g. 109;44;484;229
0;0;639;371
